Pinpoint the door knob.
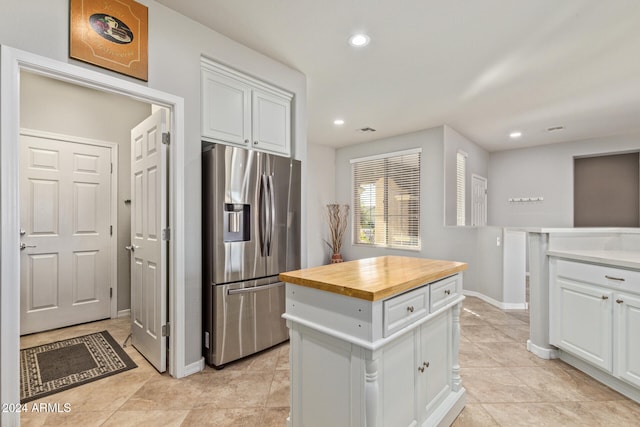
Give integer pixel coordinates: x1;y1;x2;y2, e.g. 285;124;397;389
125;245;137;252
20;242;36;250
20;228;26;236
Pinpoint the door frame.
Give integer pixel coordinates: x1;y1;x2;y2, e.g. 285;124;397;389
20;128;119;321
1;46;187;418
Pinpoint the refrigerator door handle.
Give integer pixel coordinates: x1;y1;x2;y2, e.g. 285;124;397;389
260;175;269;257
267;175;276;256
226;281;284;295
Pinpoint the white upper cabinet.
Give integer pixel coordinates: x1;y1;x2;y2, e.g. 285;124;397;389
201;70;251;146
201;59;293;156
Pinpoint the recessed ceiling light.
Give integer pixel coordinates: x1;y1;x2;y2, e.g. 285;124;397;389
334;119;345;125
509;131;522;139
349;33;370;47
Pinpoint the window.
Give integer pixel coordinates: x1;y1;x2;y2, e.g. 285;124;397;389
351;149;421;249
456;150;467;226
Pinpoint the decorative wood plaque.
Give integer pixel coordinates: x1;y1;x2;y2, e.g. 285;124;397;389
70;0;148;81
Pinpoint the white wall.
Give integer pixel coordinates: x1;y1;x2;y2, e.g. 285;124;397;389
443;125;490;226
334;126;481;292
475;226;504;302
489;132;640;227
20;72;151;313
1;0;307;367
306;143;336;267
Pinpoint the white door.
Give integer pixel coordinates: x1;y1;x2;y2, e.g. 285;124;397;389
20;133;112;334
129;110;168;372
471;174;487;226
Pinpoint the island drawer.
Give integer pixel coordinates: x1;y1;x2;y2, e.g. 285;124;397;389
383;284;429;337
430;275;459;312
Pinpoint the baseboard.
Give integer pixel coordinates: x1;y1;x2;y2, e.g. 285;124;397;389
462;290;528;310
527;339;559;360
560;350;640;404
182;357;205;377
117;309;131;318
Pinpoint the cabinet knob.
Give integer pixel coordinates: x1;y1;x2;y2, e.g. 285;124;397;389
444;289;451;295
601;295;609;300
616;299;624;304
423;361;430;368
244;139;249;144
418;366;425;373
253;140;259;145
407;306;415;313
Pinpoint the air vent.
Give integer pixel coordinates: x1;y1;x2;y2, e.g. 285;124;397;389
359;127;377;132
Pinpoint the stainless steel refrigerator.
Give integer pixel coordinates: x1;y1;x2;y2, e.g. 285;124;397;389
202;144;301;367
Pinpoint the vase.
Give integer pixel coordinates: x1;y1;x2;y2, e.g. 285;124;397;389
330;253;343;264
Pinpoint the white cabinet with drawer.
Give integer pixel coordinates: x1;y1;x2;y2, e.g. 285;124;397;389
201;59;292;156
284;271;466;427
550;257;640;401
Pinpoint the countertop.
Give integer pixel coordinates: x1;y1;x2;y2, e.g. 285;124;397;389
507;227;640;234
547;249;640;270
279;256;468;301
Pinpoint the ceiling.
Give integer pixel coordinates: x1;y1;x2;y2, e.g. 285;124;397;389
157;0;640;152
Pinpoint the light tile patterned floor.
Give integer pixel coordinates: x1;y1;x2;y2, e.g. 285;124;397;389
19;297;640;426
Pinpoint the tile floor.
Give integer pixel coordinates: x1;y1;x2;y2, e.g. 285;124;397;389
19;297;640;426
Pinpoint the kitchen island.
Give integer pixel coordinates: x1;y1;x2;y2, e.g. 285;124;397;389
280;256;468;427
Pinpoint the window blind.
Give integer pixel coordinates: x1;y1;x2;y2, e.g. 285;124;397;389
456;151;467;226
351;149;421;249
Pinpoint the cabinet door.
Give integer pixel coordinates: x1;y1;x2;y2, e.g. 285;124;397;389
251;89;291;155
419;310;451;420
616;292;640;388
202;69;251;146
381;330;419;427
557;279;613;371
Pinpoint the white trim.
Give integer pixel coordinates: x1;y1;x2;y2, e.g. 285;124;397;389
118;309;131;318
1;47;189;426
1;45;22;427
349;147;422;164
183;357;206;377
19;128;120;321
527;339;560;360
559;350;640;403
462;290;528;310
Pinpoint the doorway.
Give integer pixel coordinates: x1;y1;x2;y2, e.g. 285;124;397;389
1;46;187;423
471;174;487;227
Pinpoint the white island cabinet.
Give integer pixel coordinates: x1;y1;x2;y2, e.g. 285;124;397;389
280;256;468;427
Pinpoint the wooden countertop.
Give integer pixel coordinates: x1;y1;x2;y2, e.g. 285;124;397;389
279;256;467;301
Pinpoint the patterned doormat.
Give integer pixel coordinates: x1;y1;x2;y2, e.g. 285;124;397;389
20;330;137;403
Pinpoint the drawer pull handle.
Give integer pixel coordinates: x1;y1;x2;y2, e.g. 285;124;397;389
407;306;415;313
444;289;451;295
601;295;609;300
616;299;624;304
605;275;625;282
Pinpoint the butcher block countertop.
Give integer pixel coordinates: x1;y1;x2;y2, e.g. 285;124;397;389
279;256;467;301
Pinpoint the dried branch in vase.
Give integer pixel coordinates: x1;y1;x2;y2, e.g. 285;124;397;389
326;204;349;256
